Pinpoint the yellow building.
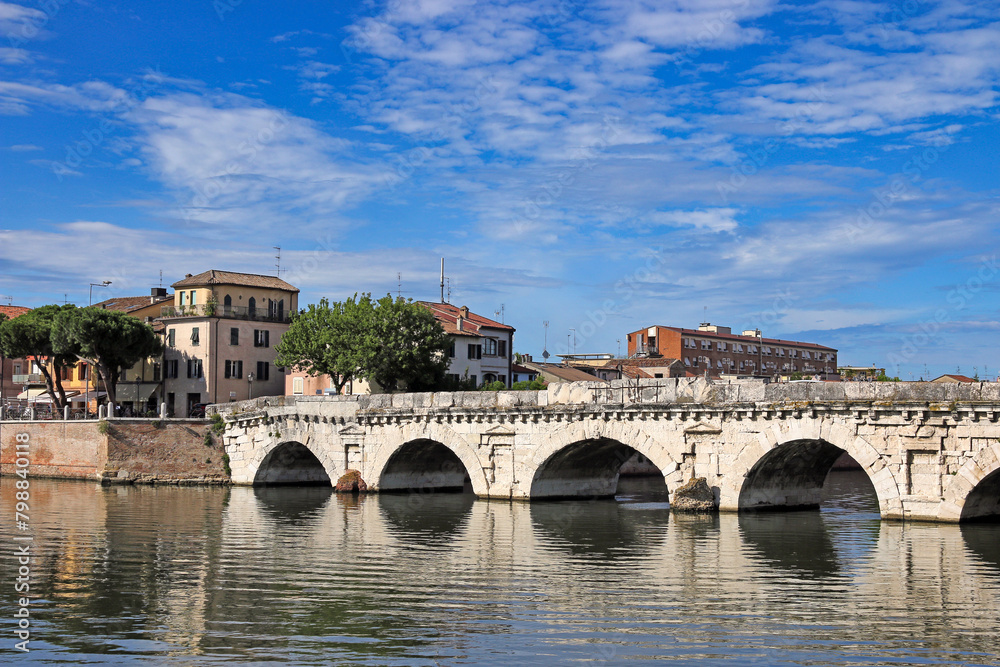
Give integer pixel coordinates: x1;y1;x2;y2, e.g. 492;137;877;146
161;270;299;417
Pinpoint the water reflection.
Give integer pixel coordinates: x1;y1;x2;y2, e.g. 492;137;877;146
377;492;476;543
3;476;1000;665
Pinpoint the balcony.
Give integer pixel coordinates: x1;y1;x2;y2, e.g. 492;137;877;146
12;374;44;384
160;304;291;323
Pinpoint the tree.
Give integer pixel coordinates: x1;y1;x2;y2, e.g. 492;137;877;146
275;294;451;394
362;295;450;392
274;296;369;394
0;305;79;409
51;307;163;407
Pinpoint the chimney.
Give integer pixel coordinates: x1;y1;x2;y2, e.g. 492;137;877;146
460;305;469;318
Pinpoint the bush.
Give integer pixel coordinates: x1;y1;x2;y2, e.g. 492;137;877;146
479;381;507;391
97;420;110;435
512;379;547;390
209;412;225;435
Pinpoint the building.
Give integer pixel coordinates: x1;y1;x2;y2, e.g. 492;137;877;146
418;302;514;388
627;323;838;379
91;289;175;414
838;366;886;381
557;354;687;382
286;302;515;395
931;374;978;383
161;270;299;416
0;305;32;402
518;361;605;384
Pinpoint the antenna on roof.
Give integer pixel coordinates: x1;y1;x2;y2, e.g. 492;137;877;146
274;247;283;277
542;320;550;360
495;304;505;324
446;277;451;304
440;258;445;303
398;272;402;299
159;270;163;288
0;295;12;306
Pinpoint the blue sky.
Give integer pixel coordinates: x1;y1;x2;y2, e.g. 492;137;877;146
1;0;998;379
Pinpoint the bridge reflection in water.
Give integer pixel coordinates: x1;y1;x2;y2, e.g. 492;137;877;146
7;471;1000;664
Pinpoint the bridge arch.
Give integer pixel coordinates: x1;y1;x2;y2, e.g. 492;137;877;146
941;441;1000;521
732;418;903;516
526;419;684;499
368;423;489;496
253;440;335;486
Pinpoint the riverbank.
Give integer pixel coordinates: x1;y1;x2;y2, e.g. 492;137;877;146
0;418;229;485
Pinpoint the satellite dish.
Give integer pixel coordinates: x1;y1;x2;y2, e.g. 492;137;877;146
542;349;550;360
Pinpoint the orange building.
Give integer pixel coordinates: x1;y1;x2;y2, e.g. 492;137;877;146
626;322;838;378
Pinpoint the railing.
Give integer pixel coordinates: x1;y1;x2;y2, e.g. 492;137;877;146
12;374;44;384
160;304;291;323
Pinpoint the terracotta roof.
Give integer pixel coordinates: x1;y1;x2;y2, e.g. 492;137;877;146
418;301;515;337
92;295;173;313
512;363;536;375
640;325;837;352
521;362;603;383
172;270;299;292
0;305;30;320
621;366;653;379
931;374;977;383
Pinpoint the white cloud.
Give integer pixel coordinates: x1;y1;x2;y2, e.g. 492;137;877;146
646;208;740;232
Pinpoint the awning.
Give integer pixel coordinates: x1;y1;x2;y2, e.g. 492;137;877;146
116;384;158;402
69;391;106;403
16;388;49;400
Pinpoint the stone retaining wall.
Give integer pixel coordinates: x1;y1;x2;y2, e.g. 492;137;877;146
0;419;228;484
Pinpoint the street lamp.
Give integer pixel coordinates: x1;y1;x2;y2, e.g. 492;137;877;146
248;372;255;400
89;280;112;306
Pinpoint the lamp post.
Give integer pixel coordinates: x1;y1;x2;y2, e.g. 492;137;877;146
89;280;112;306
248;372;255;400
134;377;141;416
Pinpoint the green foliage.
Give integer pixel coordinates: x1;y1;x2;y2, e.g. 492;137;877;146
480;380;507;391
0;304;79;408
97;420;110;435
52;307;163;407
203;432;214;448
875;373;900;382
210;412;225;435
512;379;547;390
276;294;450;393
789;371;804;381
221;452;232;477
150;420;163;429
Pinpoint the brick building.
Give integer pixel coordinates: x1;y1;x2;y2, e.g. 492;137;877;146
626;323;838;378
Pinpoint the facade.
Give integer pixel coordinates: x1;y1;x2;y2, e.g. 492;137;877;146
417;302;514;388
931;374;977;383
519;361;605;384
627;323;838;378
0;305;32;402
92;289;174;413
162;270;298;416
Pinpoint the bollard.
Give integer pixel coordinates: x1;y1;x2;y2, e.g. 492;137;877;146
160;402;167;419
64;405;70;420
98;405;105;420
30;406;36;420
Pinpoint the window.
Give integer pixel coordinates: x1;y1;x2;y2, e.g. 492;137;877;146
654;373;664;378
248;297;257;317
498;374;506;385
167;329;176;347
230;328;239;346
254;329;270;347
187;359;203;379
736;344;744;352
166;359;178;378
153;363;161;382
717;360;723;369
179;292;186;306
224;294;232;311
701;340;711;350
190;290;197;305
191;327;200;345
256;361;270;381
498;340;507;357
484;339;498;355
684;357;691;366
468;343;481;359
448;341;456;358
292;377;304;395
224;360;243;379
717;342;726;351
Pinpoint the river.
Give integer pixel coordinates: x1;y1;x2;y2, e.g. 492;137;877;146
2;472;999;665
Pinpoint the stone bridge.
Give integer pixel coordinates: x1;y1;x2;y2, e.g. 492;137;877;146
214;378;1000;522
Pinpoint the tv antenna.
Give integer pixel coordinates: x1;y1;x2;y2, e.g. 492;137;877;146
542;321;550;360
0;295;12;306
274;246;285;276
159;270;163;288
397;272;403;299
494;304;505;324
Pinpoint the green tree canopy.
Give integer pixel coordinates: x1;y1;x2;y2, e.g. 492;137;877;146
275;294;450;394
0;304;79;408
274;296;369;394
52;307;163;407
